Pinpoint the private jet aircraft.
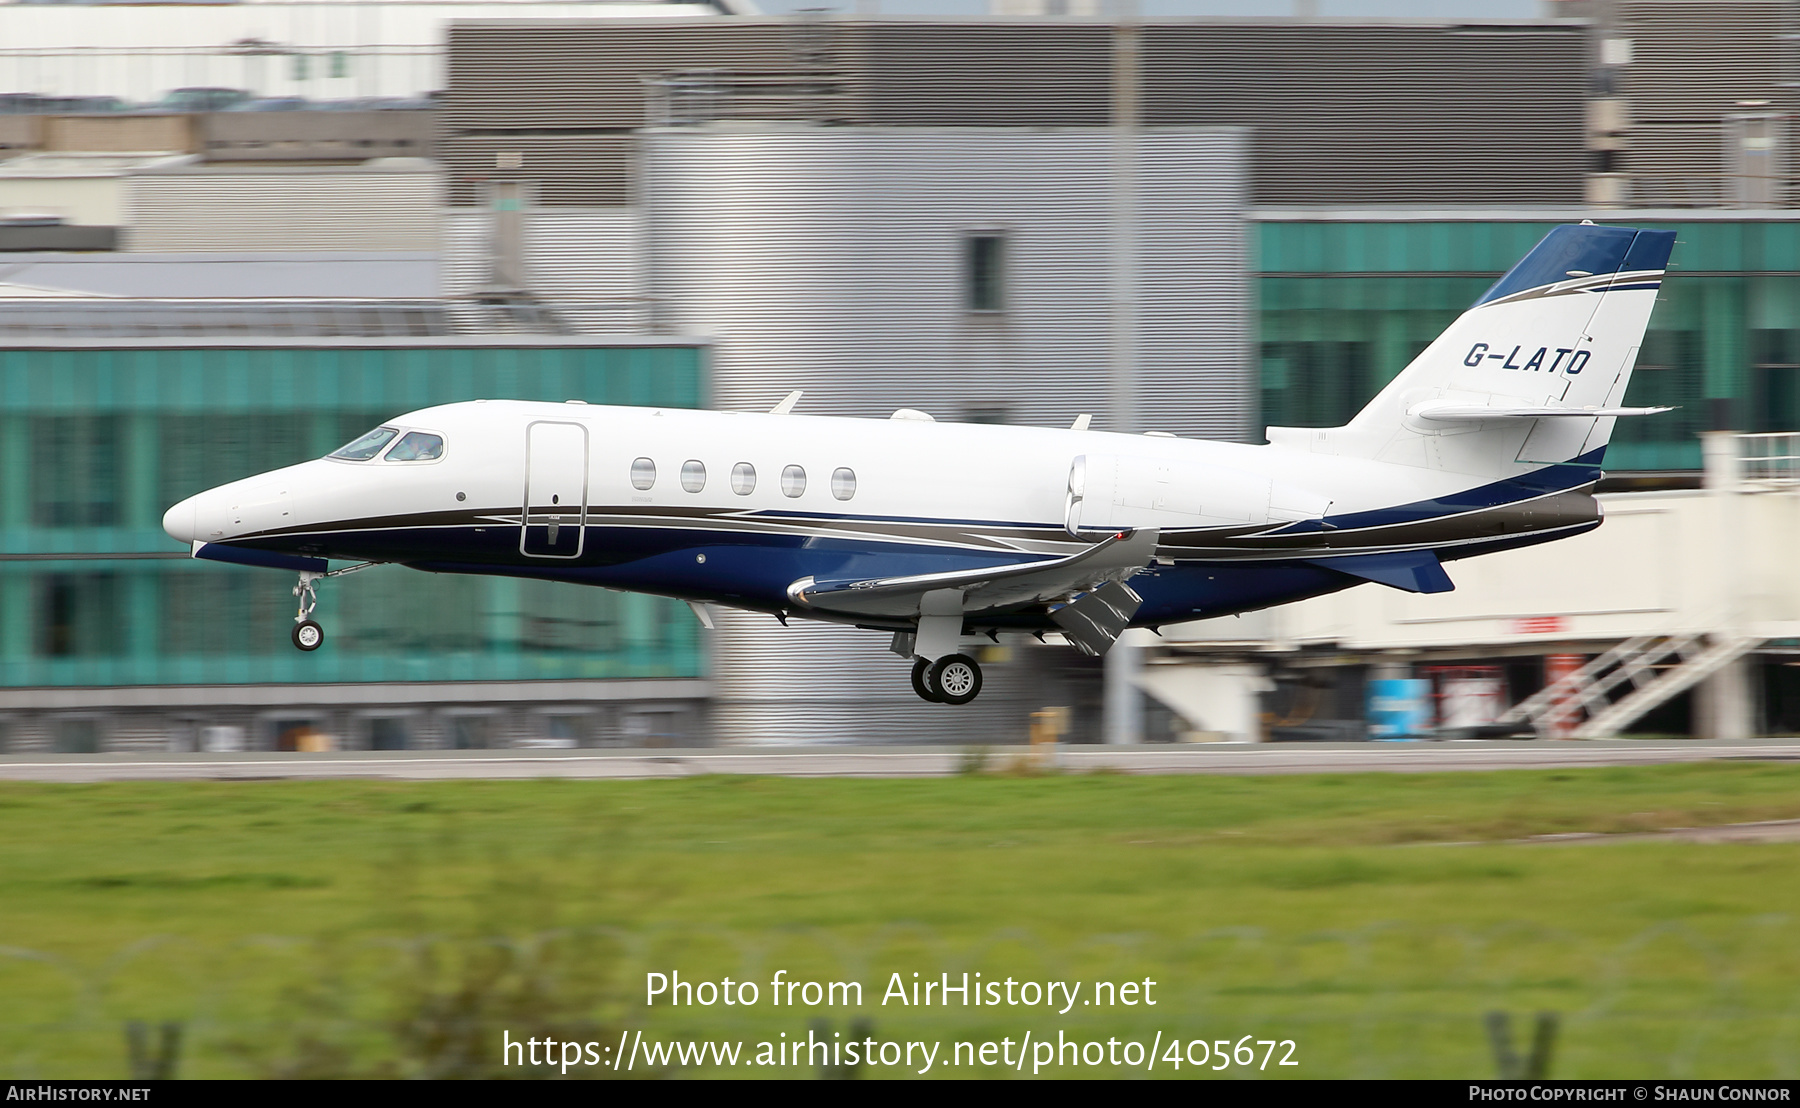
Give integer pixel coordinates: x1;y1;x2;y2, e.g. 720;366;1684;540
163;222;1674;705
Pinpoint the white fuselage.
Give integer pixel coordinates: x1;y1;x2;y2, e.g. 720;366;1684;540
163;397;1603;632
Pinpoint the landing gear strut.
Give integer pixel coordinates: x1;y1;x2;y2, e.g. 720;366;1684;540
292;571;324;651
904;596;984;705
288;562;380;652
909;653;983;705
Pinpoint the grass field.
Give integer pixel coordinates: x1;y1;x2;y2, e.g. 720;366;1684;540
4;760;1800;1079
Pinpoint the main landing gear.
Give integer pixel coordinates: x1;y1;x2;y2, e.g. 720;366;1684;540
903;599;985;705
910;653;984;706
288;562;380;652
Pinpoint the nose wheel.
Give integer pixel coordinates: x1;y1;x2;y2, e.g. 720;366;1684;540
910;653;983;705
292;619;324;651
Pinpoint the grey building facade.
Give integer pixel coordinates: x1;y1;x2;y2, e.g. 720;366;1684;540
443;16;1591;207
636;124;1249;742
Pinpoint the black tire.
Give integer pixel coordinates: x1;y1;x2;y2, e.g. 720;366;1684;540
927;654;983;706
292;619;324;652
910;657;943;703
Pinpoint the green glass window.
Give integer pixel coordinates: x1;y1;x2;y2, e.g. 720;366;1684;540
161;413;312;507
0;342;706;688
37;572;116;658
1752;329;1800;433
33;416;119;527
1254;220;1800;472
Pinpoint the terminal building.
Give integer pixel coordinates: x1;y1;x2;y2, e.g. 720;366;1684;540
0;332;708;753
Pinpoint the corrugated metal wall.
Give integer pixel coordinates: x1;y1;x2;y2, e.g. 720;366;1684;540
444;19;803;205
126;167;442;252
439;134;634;207
446;21;801;131
857;22;1112;125
442;208;649;332
443;17;1590;208
1135;129;1254;436
641;125;1247;432
1620;1;1797;206
640;124;1246;743
1141;23;1586;205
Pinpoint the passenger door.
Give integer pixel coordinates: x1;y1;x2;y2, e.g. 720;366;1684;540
521;421;588;558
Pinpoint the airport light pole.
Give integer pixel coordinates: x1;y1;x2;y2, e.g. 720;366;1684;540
1103;0;1144;747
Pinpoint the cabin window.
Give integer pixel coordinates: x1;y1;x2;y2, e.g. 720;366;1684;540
330;426;398;461
781;465;806;498
831;467;857;501
630;457;656;491
680;459;706;493
731;462;756;495
385;431;444;462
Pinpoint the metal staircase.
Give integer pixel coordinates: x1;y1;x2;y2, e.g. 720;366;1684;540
1497;631;1762;739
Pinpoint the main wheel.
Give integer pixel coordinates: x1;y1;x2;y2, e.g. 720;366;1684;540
292;619;324;652
927;654;983;706
910;657;943;703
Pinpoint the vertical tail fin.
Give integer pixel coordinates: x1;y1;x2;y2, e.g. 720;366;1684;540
1266;223;1677;480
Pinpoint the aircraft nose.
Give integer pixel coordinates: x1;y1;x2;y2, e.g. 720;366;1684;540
162;497;198;545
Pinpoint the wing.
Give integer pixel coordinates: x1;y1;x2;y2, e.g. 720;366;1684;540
786;528;1161;620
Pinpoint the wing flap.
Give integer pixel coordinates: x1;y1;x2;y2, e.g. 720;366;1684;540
789;529;1161;619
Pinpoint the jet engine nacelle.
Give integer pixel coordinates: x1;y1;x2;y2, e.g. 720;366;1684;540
1065;453;1330;534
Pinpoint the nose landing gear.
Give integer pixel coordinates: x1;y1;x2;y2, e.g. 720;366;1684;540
292;572;325;651
287;562;381;652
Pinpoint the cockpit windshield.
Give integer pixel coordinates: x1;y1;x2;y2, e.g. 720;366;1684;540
385;431;445;462
330;426;399;461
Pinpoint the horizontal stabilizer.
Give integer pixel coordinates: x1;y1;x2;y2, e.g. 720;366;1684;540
1305;551;1454;594
1409;402;1674;422
193;541;327;574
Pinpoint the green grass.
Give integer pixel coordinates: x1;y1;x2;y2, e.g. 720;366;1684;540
4;762;1800;1079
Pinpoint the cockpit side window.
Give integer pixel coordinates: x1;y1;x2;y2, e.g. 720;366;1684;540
386;431;445;462
330;426;399;461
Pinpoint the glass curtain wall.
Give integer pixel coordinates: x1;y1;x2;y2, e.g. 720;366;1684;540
1257;219;1800;472
0;342;705;687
